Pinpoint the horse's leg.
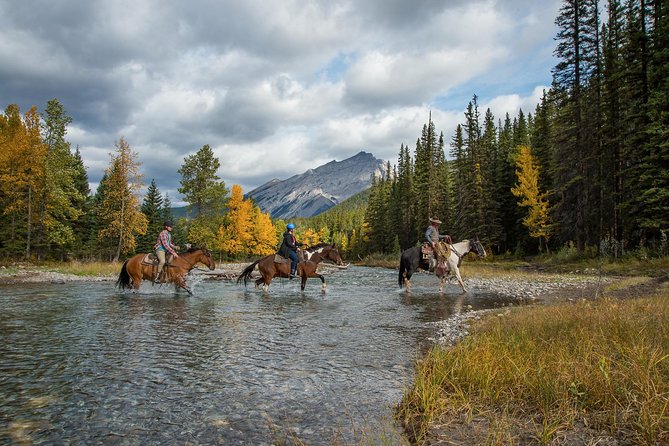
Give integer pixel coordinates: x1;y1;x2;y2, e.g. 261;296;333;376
172;274;192;295
438;274;446;293
453;266;467;293
130;264;142;292
404;267;413;292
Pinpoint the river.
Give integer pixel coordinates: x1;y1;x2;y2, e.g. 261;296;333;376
0;266;520;445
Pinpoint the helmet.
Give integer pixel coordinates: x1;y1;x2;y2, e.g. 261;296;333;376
286;223;295;230
164;221;173;228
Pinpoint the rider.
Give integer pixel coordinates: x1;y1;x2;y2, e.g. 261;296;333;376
154;220;179;283
424;217;452;270
424;217;450;247
278;223;304;279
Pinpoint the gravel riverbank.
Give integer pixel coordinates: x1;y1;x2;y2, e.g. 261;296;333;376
426;274;612;346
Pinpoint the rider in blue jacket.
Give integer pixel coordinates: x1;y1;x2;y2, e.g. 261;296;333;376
278;223;304;279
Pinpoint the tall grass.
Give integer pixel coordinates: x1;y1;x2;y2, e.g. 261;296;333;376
29;261;119;277
398;284;669;444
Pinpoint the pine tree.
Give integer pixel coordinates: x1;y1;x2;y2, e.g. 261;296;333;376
138;179;164;252
396;143;416;249
636;0;669;237
479;109;503;248
36;99;84;259
496;114;522;253
551;0;600;251
601;0;626;246
178;144;228;218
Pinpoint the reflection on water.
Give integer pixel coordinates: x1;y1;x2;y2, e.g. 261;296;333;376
0;266;522;444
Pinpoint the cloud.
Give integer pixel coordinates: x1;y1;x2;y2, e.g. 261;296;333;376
482;85;549;120
0;0;561;204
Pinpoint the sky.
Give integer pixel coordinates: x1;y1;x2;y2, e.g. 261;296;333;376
0;0;561;205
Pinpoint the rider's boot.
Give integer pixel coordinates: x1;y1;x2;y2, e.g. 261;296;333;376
289;269;297;280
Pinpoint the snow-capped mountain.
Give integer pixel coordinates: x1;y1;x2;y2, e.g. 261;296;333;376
247;151;385;218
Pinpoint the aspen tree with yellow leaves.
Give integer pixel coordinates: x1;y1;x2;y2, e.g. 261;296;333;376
97;138;148;262
249;207;277;256
511;145;551;252
0;105;47;257
216;184;277;257
218;184;253;256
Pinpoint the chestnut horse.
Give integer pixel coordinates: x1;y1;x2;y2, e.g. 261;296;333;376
116;247;216;295
237;243;343;291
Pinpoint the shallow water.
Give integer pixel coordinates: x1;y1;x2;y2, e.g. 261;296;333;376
0;266;522;445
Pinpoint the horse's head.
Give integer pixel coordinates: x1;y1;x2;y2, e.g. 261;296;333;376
197;247;216;270
323;244;344;265
469;237;487;258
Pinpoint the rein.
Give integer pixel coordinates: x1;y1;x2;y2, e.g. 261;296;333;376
169;251;210;272
449;244;464;259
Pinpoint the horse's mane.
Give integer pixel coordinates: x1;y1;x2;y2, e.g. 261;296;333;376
184;246;204;253
305;242;333;251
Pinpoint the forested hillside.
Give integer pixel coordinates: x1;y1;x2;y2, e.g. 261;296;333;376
304;0;669;259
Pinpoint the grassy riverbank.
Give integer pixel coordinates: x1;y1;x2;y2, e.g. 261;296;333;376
397;279;669;445
0;260;119;278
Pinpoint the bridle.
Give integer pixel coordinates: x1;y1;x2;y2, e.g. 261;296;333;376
170;249;213;272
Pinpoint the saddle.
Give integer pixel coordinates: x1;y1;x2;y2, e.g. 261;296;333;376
141;253;159;266
274;254;291;264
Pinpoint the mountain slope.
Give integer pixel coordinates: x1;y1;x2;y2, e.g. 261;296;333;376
247;151;384;218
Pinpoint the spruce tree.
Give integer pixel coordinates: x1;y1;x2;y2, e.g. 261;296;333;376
139;179;164;252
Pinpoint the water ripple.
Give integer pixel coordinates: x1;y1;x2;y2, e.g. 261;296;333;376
0;267;519;444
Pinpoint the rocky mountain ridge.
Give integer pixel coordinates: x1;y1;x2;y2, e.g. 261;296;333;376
247;151;384;218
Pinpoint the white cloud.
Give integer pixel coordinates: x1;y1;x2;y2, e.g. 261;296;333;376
482;85;548;120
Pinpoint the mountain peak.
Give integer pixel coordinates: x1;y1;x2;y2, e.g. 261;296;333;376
248;151;384;218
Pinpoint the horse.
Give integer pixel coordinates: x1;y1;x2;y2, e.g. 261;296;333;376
116;247;216;295
237;243;344;292
398;238;486;293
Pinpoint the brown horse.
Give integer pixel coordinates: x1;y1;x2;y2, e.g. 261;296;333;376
237;243;344;291
116;247;216;295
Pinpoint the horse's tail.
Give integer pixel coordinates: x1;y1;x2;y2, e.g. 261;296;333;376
237;258;262;287
398;255;406;288
116;259;131;290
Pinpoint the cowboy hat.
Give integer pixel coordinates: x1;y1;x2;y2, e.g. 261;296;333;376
429;217;442;224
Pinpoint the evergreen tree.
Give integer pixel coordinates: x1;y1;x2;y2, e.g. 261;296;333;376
36;98;83;259
139;179;164;252
637;0;669;237
601;0;626;246
178;144;228;218
396;143;416;249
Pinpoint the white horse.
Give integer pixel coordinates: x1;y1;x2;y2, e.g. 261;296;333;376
398;238;487;293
